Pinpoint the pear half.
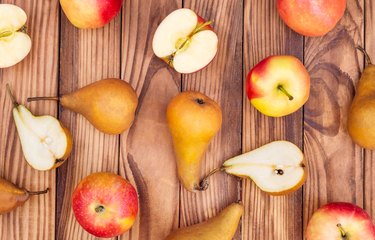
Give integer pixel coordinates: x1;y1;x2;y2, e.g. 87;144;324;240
8;86;72;171
223;141;306;195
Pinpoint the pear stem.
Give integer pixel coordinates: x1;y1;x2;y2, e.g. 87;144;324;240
196;166;226;191
6;84;19;107
356;46;373;65
27;188;49;196
278;85;294;101
27;96;60;102
337;224;348;239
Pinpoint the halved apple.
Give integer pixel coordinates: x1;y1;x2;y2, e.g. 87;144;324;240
223;141;307;195
0;4;32;68
7;85;72;171
152;8;218;74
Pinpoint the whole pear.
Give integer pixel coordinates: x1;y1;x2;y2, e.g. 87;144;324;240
166;91;222;192
348;47;375;149
28;78;138;135
165;203;243;240
0;177;49;214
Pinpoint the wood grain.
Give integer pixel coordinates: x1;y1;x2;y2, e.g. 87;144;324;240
56;8;122;240
0;0;59;239
119;1;181;240
303;0;364;235
179;1;242;239
242;0;304;239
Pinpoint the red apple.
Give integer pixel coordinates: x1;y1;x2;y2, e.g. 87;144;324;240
152;8;218;74
60;0;123;29
306;202;375;240
277;0;346;37
246;55;310;117
72;172;138;238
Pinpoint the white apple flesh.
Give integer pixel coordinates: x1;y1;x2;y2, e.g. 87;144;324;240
0;4;32;68
223;141;306;195
152;8;218;74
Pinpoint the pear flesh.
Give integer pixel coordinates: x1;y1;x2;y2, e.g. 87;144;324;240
12;105;72;170
223;141;306;195
165;203;243;240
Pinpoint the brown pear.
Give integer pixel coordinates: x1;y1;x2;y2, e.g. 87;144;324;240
348;47;375;149
28;78;138;135
0;177;49;214
165;203;243;240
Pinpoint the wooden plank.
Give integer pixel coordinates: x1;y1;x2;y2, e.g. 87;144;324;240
242;0;304;239
119;1;181;240
180;0;243;239
303;0;364;236
56;9;122;240
0;0;59;239
364;0;375;218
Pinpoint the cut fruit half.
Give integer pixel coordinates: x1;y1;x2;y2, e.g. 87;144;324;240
152;8;218;74
0;4;32;68
223;141;306;195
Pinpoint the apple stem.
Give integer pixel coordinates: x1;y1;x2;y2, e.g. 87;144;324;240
337;224;348;239
27;96;60;102
278;85;294;101
192;20;214;35
356;46;373;65
27;188;49;196
196;166;226;191
6;84;19;107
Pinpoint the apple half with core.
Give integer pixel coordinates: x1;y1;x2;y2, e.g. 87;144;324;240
60;0;123;29
7;85;72;171
200;141;307;195
152;8;218;74
246;55;310;117
306;202;375;240
72;172;139;238
0;4;31;68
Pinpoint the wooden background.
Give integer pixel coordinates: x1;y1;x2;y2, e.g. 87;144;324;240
0;0;371;239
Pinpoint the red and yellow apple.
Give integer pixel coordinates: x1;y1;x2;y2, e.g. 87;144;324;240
60;0;123;29
152;8;218;74
306;202;375;240
277;0;346;37
246;55;310;117
72;172;138;238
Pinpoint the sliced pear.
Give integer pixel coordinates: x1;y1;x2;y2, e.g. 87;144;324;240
223;141;306;195
152;8;218;74
0;4;32;68
7;85;72;171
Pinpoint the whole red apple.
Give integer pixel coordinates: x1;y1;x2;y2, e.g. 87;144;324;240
72;172;138;238
306;202;375;240
277;0;346;37
246;55;310;117
60;0;123;29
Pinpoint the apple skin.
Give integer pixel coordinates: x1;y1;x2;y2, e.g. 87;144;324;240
277;0;346;37
60;0;123;29
72;172;138;238
306;202;375;240
246;55;310;117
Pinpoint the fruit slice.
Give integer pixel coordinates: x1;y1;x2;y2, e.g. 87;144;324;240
7;85;72;171
223;141;306;195
152;8;218;74
0;4;32;68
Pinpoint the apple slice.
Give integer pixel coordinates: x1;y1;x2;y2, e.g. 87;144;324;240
152;8;218;74
222;141;306;195
0;4;32;68
7;85;72;171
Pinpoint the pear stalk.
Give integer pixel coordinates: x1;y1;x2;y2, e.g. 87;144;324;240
27;96;60;102
197;167;225;191
27;188;49;196
6;84;19;107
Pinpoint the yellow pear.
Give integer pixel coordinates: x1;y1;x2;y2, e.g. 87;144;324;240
28;78;138;135
166;91;222;192
165;203;243;240
348;47;375;149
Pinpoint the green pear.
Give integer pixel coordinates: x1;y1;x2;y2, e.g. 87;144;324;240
166;91;222;192
165;203;243;240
